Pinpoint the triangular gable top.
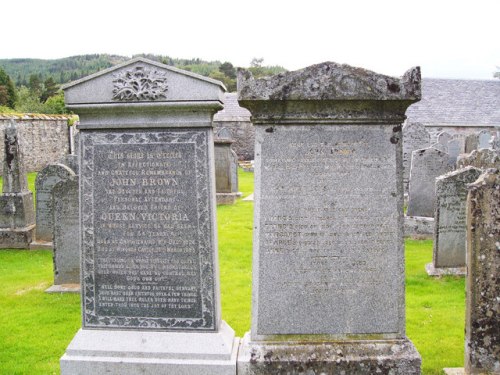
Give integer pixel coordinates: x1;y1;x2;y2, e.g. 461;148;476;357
63;57;226;105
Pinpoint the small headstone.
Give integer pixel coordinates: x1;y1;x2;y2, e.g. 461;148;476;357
33;163;75;245
46;176;80;293
60;58;238;375
237;62;422;374
430;142;447;153
403;121;430;191
456;148;500;170
407;147;451;217
437;131;452;150
477;130;492;149
426;166;482;276
0;122;35;248
465;168;499;374
447;138;465;166
215;128;240;205
464;133;479;154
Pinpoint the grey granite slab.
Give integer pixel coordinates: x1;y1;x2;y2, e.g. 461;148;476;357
403;121;430;191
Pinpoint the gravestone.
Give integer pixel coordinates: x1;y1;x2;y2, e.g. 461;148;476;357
477;130;491;149
32;163;75;247
407;147;451;217
60;58;238;374
46;176;80;293
464;133;479;154
465;168;499;374
430;142;447;153
237;62;422;374
456;148;500;170
0;122;35;248
403;121;430;192
426;166;482;276
437;131;451;150
214;128;240;205
448;138;465;166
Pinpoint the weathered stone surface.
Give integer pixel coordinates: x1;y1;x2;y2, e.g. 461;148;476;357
404;215;434;238
61;58;236;374
448;137;466;166
465;168;500;374
0;122;35;248
407;147;451;217
456;148;500;170
437;131;452;150
52;177;79;286
431;167;482;271
478;130;492;149
430;142;447;153
237;62;421;374
214;128;239;205
403;121;430;191
464;133;479;154
35;163;76;243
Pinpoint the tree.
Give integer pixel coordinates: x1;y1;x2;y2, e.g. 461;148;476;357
41;76;59;102
0;67;17;108
43;92;70;114
15;86;45;113
219;62;236;79
209;70;236;92
28;74;42;98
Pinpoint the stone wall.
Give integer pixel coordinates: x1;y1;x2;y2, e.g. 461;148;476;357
0;114;72;174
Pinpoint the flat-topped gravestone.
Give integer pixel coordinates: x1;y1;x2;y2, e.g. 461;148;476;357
46;176;80;293
407;147;451;217
0;122;35;248
448;137;465;166
237;62;421;374
33;163;75;247
456;148;500;170
60;58;238;375
403;121;430;192
426;167;482;276
214;128;240;205
477;130;492;149
465;169;499;374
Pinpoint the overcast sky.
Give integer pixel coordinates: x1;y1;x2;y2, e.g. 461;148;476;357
2;0;499;80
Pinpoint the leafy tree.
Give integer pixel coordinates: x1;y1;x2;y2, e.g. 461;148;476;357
219;62;236;79
43;92;70;114
248;58;287;78
41;76;59;102
15;86;45;113
209;70;236;92
28;74;42;98
0;67;17;108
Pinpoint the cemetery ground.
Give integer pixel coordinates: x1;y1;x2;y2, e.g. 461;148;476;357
0;170;465;375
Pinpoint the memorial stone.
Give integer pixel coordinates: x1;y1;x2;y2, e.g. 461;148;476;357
33;163;75;245
60;58;238;374
214;128;240;205
403;121;430;192
237;62;422;374
465;168;499;374
430;142;447;153
407;147;451;217
448;138;465;166
464;133;479;154
426;166;482;276
456;148;500;170
477;130;492;149
437;131;451;150
46;176;80;293
0;122;35;248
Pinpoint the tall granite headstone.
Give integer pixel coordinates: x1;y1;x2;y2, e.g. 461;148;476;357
407;147;451;217
426;167;482;276
60;58;238;374
33;163;75;246
0;122;35;248
403;121;430;192
46;176;80;293
465;169;499;374
477;130;492;149
457;148;500;170
237;62;422;374
214;128;239;205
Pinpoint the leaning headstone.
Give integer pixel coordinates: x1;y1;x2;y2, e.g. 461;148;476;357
407;147;451;217
477;130;492;149
437;131;452;150
465;168;499;374
426;166;482;276
448;138;465;166
464;133;479;154
46;176;80;293
0;122;35;248
237;62;422;374
214;128;240;205
60;58;238;374
32;163;75;248
403;121;430;192
456;148;500;170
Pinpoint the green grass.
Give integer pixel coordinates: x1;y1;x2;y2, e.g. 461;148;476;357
0;169;466;374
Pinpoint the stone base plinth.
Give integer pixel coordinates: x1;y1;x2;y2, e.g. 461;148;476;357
0;225;35;249
30;240;53;250
237;333;421;375
443;368;464;375
46;284;80;293
60;321;239;375
216;192;240;205
426;263;466;277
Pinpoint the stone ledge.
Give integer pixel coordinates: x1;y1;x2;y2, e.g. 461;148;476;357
425;263;466;277
46;284;80;294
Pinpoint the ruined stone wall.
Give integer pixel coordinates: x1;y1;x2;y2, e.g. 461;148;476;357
0;115;72;174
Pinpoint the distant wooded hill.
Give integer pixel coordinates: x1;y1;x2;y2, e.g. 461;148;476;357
0;54;286;91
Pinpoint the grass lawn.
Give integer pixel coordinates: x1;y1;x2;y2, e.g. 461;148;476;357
0;169;465;374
